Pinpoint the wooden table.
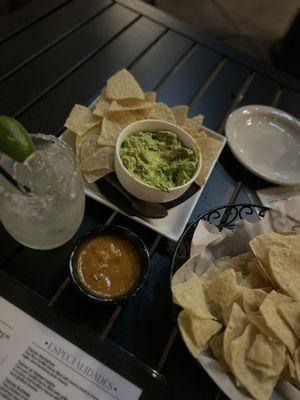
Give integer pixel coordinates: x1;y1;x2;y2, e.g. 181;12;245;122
1;0;300;398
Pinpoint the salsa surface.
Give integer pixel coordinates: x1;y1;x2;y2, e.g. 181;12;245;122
75;235;141;298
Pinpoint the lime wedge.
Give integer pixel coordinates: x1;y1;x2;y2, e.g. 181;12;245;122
0;116;35;163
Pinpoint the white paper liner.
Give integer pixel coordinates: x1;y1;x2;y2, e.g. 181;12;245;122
172;202;300;400
257;188;300;234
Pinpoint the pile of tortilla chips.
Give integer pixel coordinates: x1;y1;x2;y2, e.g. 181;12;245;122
64;69;222;185
172;231;300;400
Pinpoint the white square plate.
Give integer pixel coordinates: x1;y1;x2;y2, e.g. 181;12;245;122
61;125;226;241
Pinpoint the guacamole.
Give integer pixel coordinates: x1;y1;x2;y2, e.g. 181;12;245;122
119;130;198;192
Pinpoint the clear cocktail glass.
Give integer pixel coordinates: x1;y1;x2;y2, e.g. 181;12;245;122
0;134;85;249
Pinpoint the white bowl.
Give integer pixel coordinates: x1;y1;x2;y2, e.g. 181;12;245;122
226;105;300;186
115;120;202;203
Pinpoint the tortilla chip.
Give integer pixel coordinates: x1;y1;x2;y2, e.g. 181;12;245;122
117;91;156;107
231;290;246;311
83;168;111;183
65;104;100;136
172;105;188;125
278;302;300;342
247;312;278;340
145;91;156;102
205;268;240;322
210;333;230;372
247;340;286;383
93;95;110;117
247;332;273;368
172;273;215;319
250;232;300;260
246;334;286;379
181;123;198;137
249;232;300;287
106;69;144;101
259;290;298;354
186;114;204;131
268;247;300;302
241;259;271;289
230;252;253;276
149;102;176;123
230;324;282;400
98;111;143;147
75;134;85;164
242;289;268;314
194;130;207;140
223;303;248;367
107;100;153;114
201;259;234;283
75;125;101;164
80;146;114;172
178;310;222;358
195;137;222;186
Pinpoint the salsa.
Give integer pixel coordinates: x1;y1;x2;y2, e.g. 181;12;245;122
75;235;140;298
119;130;198;192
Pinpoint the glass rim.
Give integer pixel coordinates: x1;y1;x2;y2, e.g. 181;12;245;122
0;133;78;202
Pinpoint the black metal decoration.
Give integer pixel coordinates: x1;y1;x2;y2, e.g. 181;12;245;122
171;203;269;277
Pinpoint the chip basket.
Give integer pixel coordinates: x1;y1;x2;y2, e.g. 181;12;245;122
171;203;269;284
170;203;269;387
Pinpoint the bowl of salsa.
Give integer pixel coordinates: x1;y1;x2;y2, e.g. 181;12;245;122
115;119;201;203
69;225;149;303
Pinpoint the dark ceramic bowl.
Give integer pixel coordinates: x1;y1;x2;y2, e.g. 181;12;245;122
69;225;150;304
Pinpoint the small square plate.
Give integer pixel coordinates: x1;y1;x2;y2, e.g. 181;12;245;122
61;125;226;241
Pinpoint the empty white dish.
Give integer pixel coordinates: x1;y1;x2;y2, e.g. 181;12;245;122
226;105;300;186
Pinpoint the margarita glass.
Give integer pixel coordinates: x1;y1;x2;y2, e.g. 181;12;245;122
0;134;85;249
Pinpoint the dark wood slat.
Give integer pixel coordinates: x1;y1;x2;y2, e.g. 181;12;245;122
0;0;70;43
0;0;112;81
161;335;218;400
218;393;230;400
189;59;250;130
55;283;118;332
157;45;222;106
277;88;300;120
2;198;112;299
190;162;238;220
239;74;280;107
235;185;262;204
111;214;158;249
130;30;193;92
18;17;165;134
0;224;20;266
108;240;174;368
0;4;138;116
116;0;300;93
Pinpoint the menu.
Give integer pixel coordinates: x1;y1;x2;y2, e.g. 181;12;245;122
0;297;142;400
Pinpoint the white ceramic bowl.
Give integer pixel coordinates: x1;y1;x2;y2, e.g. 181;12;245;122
115;120;201;203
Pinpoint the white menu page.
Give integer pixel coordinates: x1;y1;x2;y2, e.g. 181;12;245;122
0;297;142;400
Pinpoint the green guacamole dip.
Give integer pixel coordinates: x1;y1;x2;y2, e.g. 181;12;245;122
119;130;198;192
